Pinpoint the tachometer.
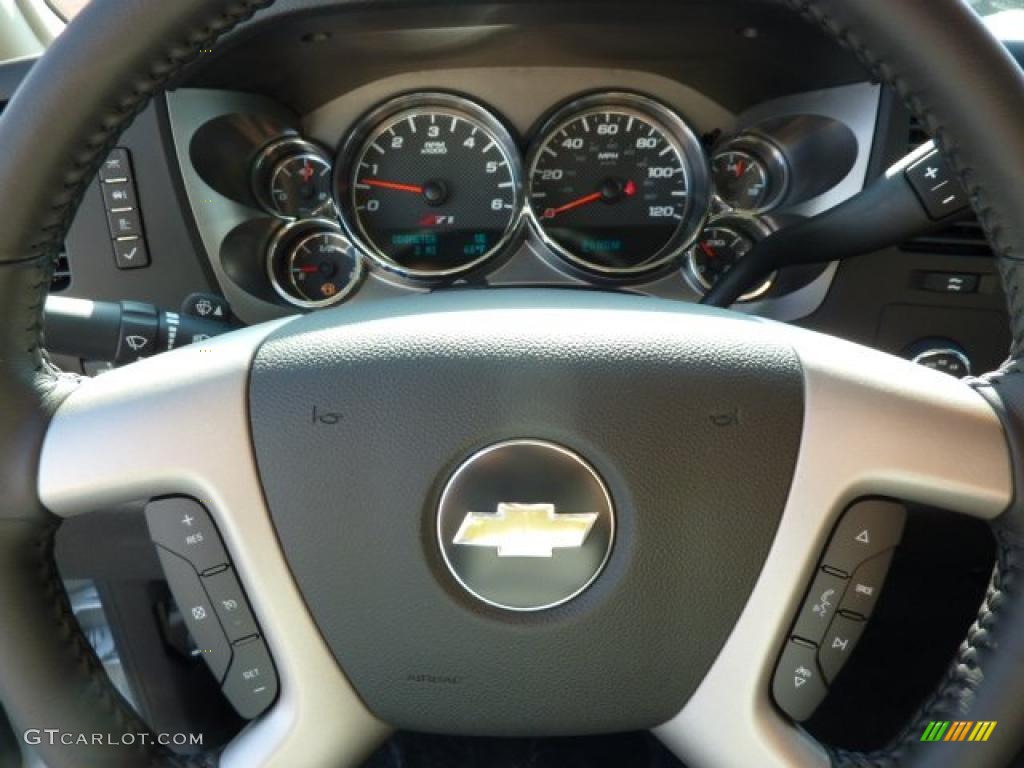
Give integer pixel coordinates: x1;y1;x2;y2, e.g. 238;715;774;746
527;93;710;276
337;94;523;279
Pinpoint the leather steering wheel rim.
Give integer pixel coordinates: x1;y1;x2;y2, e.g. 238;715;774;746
2;1;1024;766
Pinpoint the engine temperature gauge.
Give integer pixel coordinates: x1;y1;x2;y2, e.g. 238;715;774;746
685;216;775;302
268;220;364;309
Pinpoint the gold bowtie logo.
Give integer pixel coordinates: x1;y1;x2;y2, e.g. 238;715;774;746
452;502;598;558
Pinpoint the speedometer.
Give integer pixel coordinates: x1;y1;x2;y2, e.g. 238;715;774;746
527;93;710;276
337;94;523;279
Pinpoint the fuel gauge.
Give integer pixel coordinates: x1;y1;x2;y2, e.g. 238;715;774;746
268;220;364;309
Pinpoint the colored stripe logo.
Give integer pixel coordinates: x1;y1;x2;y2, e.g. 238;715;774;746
921;721;997;742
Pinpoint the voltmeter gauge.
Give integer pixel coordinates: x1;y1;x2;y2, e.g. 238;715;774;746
268;219;363;309
253;137;336;220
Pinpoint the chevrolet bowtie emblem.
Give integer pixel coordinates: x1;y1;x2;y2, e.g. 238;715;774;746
452;502;599;558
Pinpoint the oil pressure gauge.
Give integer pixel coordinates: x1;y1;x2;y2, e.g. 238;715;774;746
253;136;336;220
712;134;789;214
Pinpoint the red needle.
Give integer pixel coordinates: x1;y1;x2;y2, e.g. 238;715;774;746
363;178;424;194
734;160;746;178
699;242;718;259
543;191;604;219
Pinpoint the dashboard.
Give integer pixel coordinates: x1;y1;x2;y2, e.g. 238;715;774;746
173;71;872;325
0;0;1014;376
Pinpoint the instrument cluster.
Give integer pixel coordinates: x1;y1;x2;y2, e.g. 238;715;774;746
243;90;826;310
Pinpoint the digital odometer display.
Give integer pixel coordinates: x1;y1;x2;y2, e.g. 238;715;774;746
528;95;705;276
341;96;522;278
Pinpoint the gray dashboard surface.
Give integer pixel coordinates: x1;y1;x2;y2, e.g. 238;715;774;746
193;0;870;115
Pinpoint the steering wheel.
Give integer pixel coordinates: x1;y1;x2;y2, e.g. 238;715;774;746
3;0;1024;766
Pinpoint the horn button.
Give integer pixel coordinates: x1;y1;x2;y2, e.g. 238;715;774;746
438;439;615;611
248;290;803;736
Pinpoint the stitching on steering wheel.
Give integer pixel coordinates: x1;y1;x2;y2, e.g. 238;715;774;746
7;2;273;764
781;0;1005;262
31;519;165;766
26;257;54;374
783;0;1024;361
18;0;275;380
776;2;1022;765
996;259;1024;362
828;542;1018;767
23;2;273;264
8;1;1019;764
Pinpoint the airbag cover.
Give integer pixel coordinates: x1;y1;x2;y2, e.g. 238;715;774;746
249;289;803;735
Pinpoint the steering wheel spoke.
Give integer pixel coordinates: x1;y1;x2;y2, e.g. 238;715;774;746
35;294;1015;768
656;327;1012;767
37;323;389;768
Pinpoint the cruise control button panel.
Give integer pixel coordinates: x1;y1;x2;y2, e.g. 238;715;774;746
156;547;231;682
773;499;905;721
146;496;279;720
222;637;279;720
146;497;228;574
204;568;259;643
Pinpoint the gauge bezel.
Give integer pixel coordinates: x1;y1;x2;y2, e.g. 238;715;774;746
524;91;711;278
252;136;336;221
711;133;790;215
683;213;777;303
911;347;972;377
335;92;525;281
267;218;364;310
